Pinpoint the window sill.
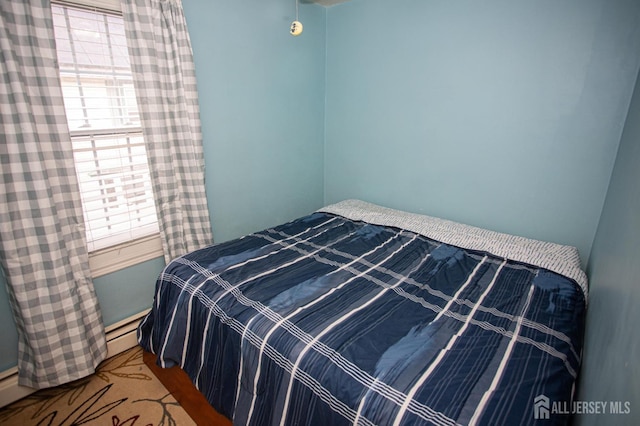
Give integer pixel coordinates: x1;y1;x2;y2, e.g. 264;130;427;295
89;234;164;278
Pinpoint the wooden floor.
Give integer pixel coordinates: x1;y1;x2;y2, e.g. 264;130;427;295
142;350;232;426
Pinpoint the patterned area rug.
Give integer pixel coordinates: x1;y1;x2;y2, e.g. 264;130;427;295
0;346;195;426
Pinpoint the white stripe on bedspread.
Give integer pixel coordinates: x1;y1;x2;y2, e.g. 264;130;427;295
468;283;536;425
277;234;420;426
392;260;507;426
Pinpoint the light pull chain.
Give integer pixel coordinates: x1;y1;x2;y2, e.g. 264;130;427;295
290;0;303;36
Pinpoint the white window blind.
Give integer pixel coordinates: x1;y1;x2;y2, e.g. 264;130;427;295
52;3;159;252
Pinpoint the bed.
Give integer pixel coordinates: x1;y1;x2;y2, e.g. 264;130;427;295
138;199;587;426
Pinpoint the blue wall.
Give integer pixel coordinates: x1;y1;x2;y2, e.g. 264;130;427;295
576;68;640;425
184;0;327;243
0;0;326;373
324;0;640;264
0;273;18;372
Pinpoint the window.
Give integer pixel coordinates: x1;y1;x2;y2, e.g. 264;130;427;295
52;1;162;275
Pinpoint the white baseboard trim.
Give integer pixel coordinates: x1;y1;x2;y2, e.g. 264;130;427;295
0;309;150;408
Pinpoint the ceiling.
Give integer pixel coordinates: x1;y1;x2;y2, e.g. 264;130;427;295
309;0;352;6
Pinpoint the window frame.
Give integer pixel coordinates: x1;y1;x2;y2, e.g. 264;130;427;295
53;0;164;277
89;233;163;278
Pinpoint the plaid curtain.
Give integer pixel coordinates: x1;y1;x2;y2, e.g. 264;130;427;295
121;0;214;263
0;0;107;388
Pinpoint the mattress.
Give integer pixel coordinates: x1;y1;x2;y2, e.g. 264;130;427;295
138;200;587;425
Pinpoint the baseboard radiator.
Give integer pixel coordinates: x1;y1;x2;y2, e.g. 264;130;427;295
0;309;150;408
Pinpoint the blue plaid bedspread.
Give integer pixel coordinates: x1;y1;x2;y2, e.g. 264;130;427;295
138;210;586;426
